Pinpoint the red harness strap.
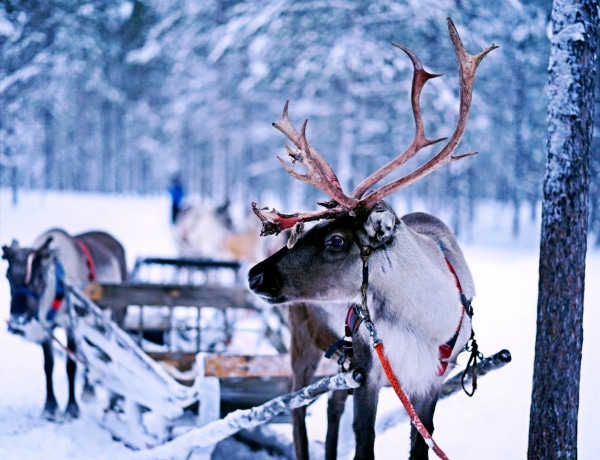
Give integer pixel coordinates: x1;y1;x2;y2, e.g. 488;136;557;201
50;293;63;311
444;256;462;292
77;240;97;282
436;255;468;376
324;305;363;367
369;254;461;459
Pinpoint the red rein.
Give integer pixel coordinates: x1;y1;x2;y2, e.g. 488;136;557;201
374;341;450;460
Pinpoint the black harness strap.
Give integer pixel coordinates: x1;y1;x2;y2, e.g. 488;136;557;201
324;304;363;366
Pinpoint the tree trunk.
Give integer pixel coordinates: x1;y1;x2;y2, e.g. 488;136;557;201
114;105;126;193
511;59;526;238
42;106;55;190
101;99;115;193
528;2;598;459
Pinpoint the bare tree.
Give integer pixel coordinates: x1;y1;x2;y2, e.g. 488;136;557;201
528;1;598;458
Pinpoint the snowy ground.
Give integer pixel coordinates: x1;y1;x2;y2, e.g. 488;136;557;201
1;188;599;459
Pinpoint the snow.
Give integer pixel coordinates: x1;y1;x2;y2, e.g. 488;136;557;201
1;188;599;459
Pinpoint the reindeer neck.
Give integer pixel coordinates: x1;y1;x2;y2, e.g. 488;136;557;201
361;229;463;344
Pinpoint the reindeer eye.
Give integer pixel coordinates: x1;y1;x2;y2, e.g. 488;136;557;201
327;234;346;250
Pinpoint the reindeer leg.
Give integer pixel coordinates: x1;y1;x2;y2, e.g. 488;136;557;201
289;304;322;460
80;367;96;402
325;389;348;460
64;332;80;419
351;339;377;460
409;391;440;460
351;380;378;460
41;338;59;420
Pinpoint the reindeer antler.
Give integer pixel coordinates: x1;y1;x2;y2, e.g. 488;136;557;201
253;18;498;236
272;102;357;211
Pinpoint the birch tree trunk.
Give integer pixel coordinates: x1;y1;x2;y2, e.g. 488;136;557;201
528;1;598;458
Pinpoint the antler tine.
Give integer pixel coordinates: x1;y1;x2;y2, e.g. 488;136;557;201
351;43;446;200
360;17;498;209
273;102;356;210
252;202;348;235
253;102;358;236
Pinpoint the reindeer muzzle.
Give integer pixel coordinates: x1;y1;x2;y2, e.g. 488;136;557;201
7;313;32;335
9;287;39;318
248;263;286;304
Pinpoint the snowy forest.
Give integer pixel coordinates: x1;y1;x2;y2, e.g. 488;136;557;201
1;0;599;240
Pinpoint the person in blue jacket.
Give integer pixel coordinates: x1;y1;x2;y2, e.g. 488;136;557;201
168;175;185;224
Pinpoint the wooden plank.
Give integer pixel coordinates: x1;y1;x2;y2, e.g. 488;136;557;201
130;257;242;284
204;354;294;378
133;256;241;272
147;352;339;379
85;282;256;310
147;352;199;372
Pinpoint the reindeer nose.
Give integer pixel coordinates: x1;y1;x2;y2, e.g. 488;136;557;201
248;268;264;292
248;259;284;302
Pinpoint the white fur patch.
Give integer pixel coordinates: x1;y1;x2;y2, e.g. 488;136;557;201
364;209;396;244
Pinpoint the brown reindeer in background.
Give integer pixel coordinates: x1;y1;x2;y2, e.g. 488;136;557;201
248;19;496;460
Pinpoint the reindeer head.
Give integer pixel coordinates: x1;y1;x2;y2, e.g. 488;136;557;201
249;18;496;304
2;237;54;333
249;201;400;304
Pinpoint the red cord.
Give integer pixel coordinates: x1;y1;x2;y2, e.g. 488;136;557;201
374;342;450;460
77;240;97;282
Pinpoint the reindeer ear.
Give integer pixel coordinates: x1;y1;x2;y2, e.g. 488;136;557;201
358;201;398;249
2;240;19;259
37;236;54;258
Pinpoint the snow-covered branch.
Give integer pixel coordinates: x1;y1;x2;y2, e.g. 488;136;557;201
439;348;512;399
0;65;41;94
136;370;364;459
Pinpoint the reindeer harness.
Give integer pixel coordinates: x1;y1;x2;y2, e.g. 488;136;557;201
46;259;66;322
324;240;482;460
326;242;475;379
47;241;97;321
77;240;98;282
14;241;97;324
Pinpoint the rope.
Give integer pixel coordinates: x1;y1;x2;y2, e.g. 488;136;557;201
41;323;86;365
51;332;86;365
374;341;450;460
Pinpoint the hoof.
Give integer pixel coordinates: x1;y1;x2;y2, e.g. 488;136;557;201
81;383;96;403
64;402;80;420
41;400;60;421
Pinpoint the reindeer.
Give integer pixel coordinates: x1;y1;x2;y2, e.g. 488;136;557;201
173;200;282;263
2;229;127;421
248;19;497;460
